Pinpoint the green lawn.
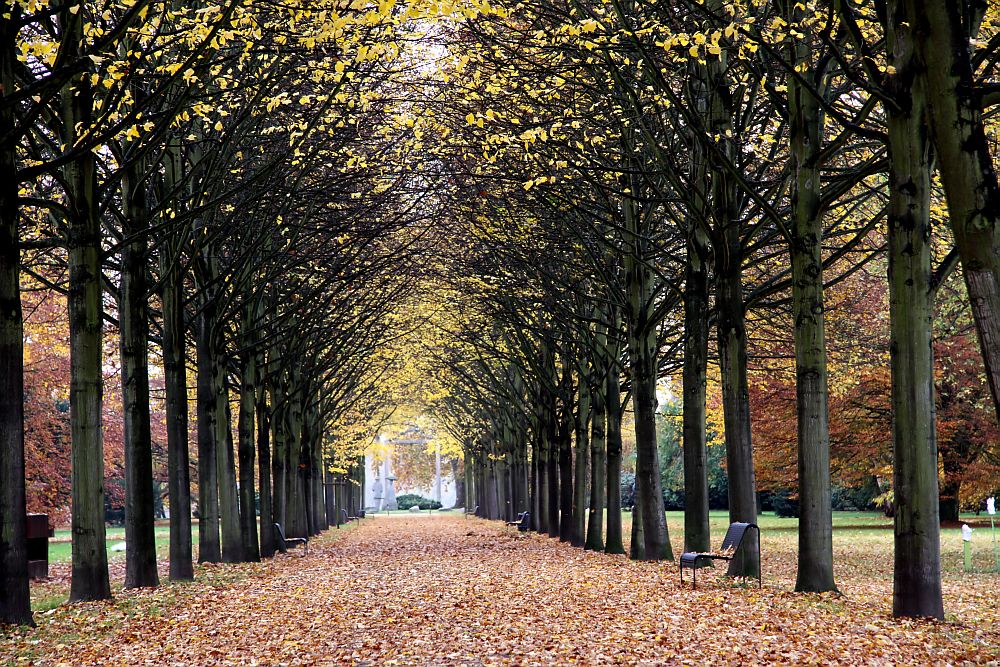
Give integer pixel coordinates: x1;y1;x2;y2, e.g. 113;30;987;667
615;509;1000;577
48;524;174;564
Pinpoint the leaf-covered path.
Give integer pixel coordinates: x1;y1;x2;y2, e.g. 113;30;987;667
6;515;1000;665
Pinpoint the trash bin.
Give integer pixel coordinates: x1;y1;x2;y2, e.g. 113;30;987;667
26;514;53;580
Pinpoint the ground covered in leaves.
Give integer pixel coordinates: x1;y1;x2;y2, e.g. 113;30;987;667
3;514;999;665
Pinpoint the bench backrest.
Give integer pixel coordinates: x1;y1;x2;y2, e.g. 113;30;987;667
273;523;288;553
720;522;756;553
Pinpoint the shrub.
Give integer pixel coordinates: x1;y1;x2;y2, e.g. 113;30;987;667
620;472;636;510
769;490;800;518
396;493;442;510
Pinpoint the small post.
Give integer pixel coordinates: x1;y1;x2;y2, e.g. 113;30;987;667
962;524;973;572
988;497;998;572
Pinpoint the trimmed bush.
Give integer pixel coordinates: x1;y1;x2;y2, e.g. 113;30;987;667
396;493;442;510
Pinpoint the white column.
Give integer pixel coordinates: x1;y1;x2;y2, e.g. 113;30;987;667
434;441;442;503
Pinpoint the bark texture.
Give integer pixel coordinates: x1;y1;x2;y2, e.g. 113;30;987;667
886;0;944;619
0;9;33;624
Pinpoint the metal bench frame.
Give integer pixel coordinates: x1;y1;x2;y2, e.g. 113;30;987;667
505;511;531;531
679;522;761;589
273;522;309;555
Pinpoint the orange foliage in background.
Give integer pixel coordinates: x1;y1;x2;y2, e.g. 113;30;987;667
22;281;170;525
740;265;998;513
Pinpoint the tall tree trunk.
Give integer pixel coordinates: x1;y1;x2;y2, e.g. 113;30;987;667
698;0;758;579
0;9;33;623
546;398;560;537
310;408;326;533
534;399;548;534
120;157;159;590
558;363;574;542
630;486;645;560
585;382;606;551
624;195;672;561
682;233;711;554
270;384;287;531
159;226;192;579
885;0;944;619
604;359;625;555
237;311;260;561
452;458;466;508
325;452;336;526
501;417;515;520
717;266;760;579
196;304;221;563
785;9;836;593
496;452;509;521
684;55;713;556
908;0;1000;424
286;390;308;538
257;370;275;557
218;370;243;562
62;2;110;600
573;372;590;548
485;458;499;519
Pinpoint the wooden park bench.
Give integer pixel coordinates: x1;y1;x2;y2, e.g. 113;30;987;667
273;523;308;555
505;511;531;532
679;522;761;589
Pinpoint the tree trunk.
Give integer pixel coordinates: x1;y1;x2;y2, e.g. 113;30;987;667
160;261;192;580
585;372;606;552
311;411;326;532
497;452;509;521
120;157;159;590
196;305;221;563
534;400;548;534
573;373;590;548
286;391;308;538
624;195;672;561
0;10;33;623
62;3;111;599
785;13;836;593
271;394;287;532
324;453;336;526
684;54;713;557
604;359;625;555
630;487;645;560
486;458;500;519
885;0;944;619
452;458;465;508
237;312;260;561
546;396;560;538
909;0;1000;425
218;373;243;562
257;372;275;557
558;364;575;542
159;141;193;580
716;266;760;579
682;231;711;554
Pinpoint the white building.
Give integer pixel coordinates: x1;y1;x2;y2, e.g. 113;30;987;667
363;435;457;510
